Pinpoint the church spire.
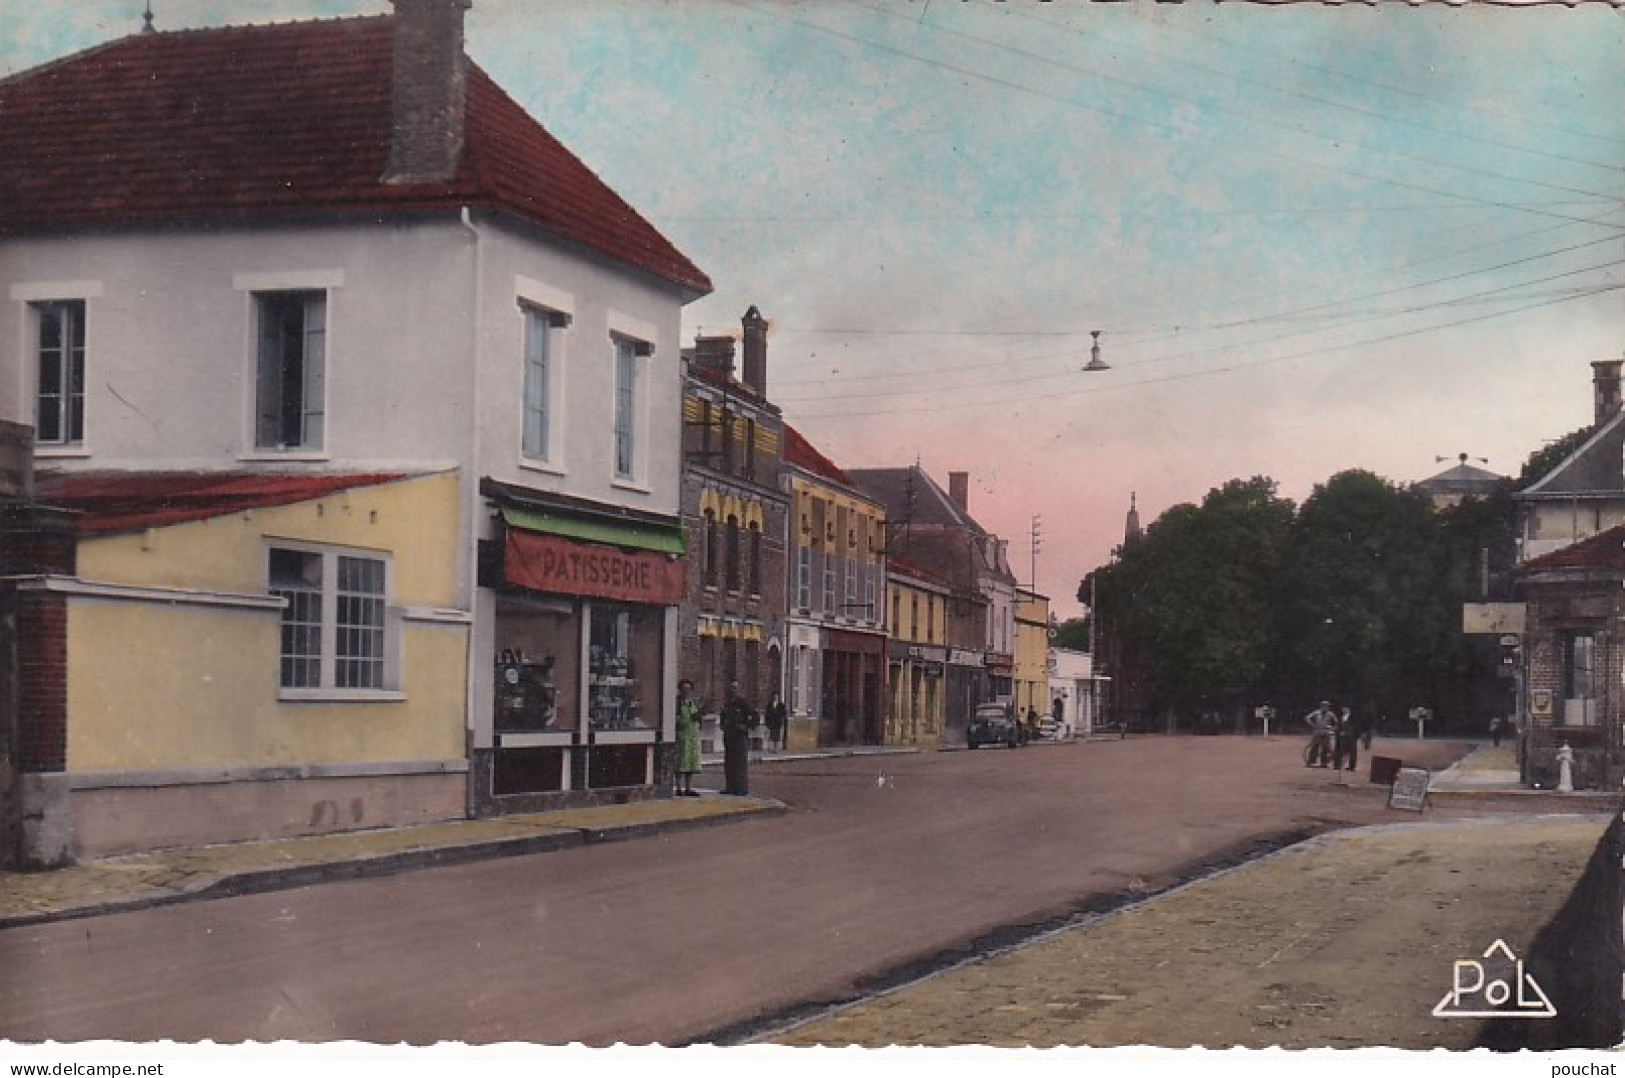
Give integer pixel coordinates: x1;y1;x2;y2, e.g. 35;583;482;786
1124;492;1143;548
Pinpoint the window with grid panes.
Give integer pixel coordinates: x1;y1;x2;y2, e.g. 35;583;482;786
269;545;393;694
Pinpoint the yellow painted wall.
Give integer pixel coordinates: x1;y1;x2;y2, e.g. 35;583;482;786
66;473;468;772
76;473;462;609
789;476;885;567
1014;594;1050;718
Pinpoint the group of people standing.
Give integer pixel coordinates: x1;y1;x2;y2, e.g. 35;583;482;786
1304;700;1370;771
673;681;790;798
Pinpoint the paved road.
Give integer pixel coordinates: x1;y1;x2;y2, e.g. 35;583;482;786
0;736;1477;1045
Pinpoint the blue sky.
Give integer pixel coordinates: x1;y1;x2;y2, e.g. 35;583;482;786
5;0;1623;615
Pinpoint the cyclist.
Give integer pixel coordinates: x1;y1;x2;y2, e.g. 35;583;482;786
1303;700;1337;768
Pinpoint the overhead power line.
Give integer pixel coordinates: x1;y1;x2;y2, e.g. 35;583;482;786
727;0;1624;227
784;282;1625;420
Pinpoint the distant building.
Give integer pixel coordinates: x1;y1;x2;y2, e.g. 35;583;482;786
1514;525;1625;790
781;428;888;749
1014;589;1051;726
1517;359;1625;563
677;307;789;729
849;465;1012;746
1416;454;1510;510
885;556;951;748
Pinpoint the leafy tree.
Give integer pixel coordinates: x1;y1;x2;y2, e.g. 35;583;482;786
1519;424;1593;487
1088;477;1293;726
1273;470;1446;719
1051;617;1091;651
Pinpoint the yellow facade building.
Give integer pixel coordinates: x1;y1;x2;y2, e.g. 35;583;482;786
885;559;950;747
1014;589;1052;731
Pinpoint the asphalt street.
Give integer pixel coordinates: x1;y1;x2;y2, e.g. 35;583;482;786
0;735;1584;1046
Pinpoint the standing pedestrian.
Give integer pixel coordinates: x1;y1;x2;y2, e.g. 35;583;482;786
1333;706;1360;772
721;681;754;796
674;679;702;797
765;691;788;753
1490;715;1504;748
1304;700;1336;768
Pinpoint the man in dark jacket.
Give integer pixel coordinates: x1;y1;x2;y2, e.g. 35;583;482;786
721;681;754;796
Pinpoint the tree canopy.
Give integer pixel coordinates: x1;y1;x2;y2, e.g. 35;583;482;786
1082;469;1516;732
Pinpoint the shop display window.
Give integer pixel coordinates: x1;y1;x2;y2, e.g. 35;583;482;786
494;596;580;732
587;602;663;731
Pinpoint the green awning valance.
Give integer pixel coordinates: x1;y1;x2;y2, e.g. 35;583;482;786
500;507;686;556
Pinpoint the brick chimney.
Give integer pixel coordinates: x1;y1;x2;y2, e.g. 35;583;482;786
741;306;768;397
383;0;472;185
1593;359;1623;426
949;471;969;512
692;335;736;380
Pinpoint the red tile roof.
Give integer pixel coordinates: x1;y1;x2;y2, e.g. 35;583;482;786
0;15;710;295
1518;525;1625;575
782;425;854;487
35;471;408;536
888;554;951;590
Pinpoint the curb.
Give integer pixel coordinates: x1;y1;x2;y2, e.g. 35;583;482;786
0;799;787;931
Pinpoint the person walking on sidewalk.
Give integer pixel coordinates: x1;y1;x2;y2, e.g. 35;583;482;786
1304;701;1336;768
765;691;788;753
675;680;702;797
721;681;754;796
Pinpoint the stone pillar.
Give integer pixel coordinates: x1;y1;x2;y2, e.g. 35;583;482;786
0;503;80;867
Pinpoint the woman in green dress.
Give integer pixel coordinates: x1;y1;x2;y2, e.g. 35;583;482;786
675;680;702;796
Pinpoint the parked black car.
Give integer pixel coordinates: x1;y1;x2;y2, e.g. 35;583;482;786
967;703;1024;749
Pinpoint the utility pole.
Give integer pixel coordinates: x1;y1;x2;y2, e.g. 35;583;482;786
1029;515;1043;593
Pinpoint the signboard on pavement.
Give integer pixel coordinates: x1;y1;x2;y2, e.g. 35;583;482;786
1462;603;1526;634
1389;767;1432;812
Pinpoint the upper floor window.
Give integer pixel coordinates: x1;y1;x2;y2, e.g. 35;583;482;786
704;509;720;587
613;335;650;481
522;305;569;462
725;515;742;592
254;291;326;450
268;544;395;696
796;546;812;610
33;300;85;446
748;522;763;595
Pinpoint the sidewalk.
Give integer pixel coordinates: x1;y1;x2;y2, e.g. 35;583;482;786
0;790;783;930
764;810;1619;1049
1;745;918;931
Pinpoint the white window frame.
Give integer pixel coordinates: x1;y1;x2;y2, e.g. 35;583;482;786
796;546;812;610
267;541;402;702
521;304;570;465
252;290;328;452
611;334;651;483
31;298;86;448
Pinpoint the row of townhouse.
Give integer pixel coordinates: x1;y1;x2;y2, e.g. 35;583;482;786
0;0;1085;867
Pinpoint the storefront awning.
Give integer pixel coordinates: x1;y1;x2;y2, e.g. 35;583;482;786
500;507;686;556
